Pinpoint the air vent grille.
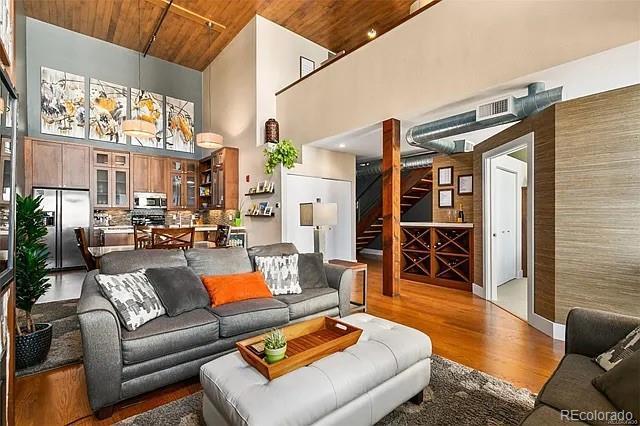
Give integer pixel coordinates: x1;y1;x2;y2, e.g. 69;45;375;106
476;97;515;121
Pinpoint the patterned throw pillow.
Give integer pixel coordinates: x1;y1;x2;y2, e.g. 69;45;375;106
96;270;166;331
254;254;302;295
595;325;640;371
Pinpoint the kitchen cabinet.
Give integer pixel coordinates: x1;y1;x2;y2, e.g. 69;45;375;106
62;144;90;189
167;158;198;210
93;150;129;168
91;149;130;208
199;147;239;210
132;154;166;194
31;140;62;188
26;138;90;191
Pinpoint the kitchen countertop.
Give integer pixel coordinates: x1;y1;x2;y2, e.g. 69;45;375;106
95;225;246;234
400;222;473;228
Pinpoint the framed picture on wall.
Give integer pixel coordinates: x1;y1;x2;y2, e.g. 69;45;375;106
438;166;453;186
458;174;473;195
300;56;315;78
438;189;453;208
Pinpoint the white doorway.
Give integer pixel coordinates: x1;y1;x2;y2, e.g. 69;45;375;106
282;174;354;261
483;134;532;321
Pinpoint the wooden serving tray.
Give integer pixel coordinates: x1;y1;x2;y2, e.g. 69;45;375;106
236;317;362;380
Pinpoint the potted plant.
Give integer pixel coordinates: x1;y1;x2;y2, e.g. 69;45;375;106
264;139;298;175
263;328;287;364
15;194;52;369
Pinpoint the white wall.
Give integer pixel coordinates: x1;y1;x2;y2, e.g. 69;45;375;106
283;174;353;261
255;16;329;146
282;145;356;259
276;0;640;154
204;16;356;250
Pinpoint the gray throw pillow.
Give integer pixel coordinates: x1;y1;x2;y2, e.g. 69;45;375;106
254;254;301;295
595;325;640;371
298;253;329;289
96;270;166;331
592;351;639;421
145;266;210;316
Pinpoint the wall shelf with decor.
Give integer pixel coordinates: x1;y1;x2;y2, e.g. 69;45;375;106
245;213;275;217
400;222;473;291
244;190;275;197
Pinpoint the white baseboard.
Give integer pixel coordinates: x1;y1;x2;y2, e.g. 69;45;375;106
529;312;566;341
472;283;485;298
359;248;382;257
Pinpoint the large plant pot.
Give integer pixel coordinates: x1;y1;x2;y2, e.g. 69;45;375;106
16;323;52;369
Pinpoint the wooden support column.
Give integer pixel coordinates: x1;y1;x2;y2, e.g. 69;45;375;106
382;118;401;296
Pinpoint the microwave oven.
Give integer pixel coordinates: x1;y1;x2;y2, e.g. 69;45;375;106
134;192;167;209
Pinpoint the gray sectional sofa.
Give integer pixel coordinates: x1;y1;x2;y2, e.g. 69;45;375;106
77;243;353;418
521;308;640;425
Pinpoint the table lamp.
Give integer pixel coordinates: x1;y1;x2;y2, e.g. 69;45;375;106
300;199;338;254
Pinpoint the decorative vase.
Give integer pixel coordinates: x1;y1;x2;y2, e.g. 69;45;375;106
265;118;279;144
264;344;287;364
233;217;242;227
16;323;53;369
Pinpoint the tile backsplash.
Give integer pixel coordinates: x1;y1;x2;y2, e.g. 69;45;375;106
93;208;237;227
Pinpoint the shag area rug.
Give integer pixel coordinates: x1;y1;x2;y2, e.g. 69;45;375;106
16;298;82;376
117;355;536;426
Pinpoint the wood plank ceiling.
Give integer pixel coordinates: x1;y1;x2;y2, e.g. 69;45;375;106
22;0;415;71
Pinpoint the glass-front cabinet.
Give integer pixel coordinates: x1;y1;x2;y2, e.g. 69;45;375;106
93;167;110;207
91;151;130;208
170;173;183;208
112;169;129;207
167;159;197;210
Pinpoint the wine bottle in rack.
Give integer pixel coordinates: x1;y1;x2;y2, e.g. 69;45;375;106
457;204;464;223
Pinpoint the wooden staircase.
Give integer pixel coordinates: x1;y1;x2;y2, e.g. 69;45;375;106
356;167;433;252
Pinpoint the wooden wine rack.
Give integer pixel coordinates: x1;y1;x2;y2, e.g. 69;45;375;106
401;224;473;291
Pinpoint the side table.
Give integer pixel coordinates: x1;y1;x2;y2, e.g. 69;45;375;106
328;259;368;313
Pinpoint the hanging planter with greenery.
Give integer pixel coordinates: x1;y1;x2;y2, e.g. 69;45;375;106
264;139;299;175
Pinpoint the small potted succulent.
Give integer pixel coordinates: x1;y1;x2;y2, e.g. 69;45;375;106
263;328;287;364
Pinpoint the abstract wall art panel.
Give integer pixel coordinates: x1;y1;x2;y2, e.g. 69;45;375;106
89;78;127;143
130;88;164;149
40;67;85;138
166;96;194;153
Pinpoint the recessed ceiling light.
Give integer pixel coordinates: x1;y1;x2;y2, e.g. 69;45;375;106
367;28;377;39
339;143;346;148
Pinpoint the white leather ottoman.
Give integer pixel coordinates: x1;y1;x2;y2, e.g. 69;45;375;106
199;313;432;426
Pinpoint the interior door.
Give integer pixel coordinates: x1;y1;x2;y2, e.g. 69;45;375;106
492;167;518;286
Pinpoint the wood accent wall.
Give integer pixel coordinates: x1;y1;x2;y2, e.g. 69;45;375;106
432;152;474;223
553;84;640;322
473;84;640;323
382;119;401;296
472;107;556;321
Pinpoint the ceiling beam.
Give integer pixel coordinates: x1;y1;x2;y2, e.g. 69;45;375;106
143;0;174;57
145;0;226;33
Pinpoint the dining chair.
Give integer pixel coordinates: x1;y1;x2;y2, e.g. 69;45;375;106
150;227;195;250
133;225;152;250
73;227;97;271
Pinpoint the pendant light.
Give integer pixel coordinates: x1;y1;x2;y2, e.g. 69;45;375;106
196;22;224;150
123;0;156;139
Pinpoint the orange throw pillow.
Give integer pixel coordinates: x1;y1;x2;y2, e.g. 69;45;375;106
201;271;272;307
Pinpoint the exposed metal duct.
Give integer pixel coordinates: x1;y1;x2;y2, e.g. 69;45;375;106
406;82;563;152
356;153;435;177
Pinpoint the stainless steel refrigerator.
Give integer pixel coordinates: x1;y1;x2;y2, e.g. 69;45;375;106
33;188;91;270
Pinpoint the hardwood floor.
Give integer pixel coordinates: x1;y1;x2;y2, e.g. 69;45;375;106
15;256;563;425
